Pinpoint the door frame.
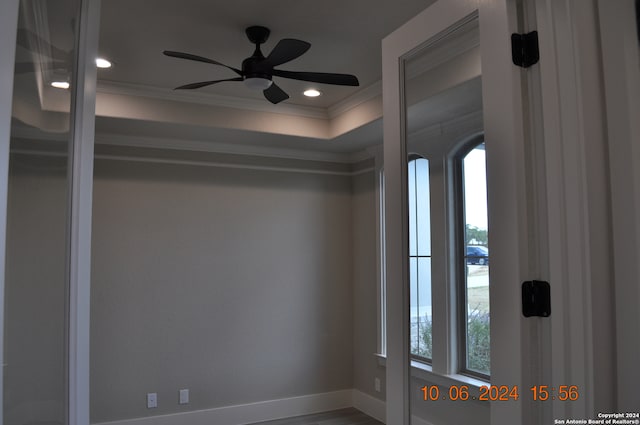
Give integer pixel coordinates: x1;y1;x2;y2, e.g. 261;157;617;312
68;1;101;424
382;0;531;423
0;1;100;424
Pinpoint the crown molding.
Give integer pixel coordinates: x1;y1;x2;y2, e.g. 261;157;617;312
349;148;378;163
95;132;360;164
11;117;374;165
97;78;388;126
327;80;383;119
97;80;330;120
10;109;478;167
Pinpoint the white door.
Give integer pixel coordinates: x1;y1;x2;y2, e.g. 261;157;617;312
531;0;638;419
596;0;640;412
382;1;537;424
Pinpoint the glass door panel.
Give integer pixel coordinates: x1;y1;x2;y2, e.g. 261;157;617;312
403;16;487;424
4;0;79;423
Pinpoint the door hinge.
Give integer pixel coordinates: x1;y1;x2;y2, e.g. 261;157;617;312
522;280;550;317
511;31;539;68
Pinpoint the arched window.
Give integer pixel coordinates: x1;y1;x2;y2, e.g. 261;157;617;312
398;136;489;380
408;156;432;361
459;141;490;378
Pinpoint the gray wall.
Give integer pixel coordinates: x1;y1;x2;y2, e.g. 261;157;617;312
4;153;68;425
351;170;386;401
5;145;489;425
90;156;360;422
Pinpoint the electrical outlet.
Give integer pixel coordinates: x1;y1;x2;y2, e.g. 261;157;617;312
147;393;157;409
179;388;189;404
374;377;381;392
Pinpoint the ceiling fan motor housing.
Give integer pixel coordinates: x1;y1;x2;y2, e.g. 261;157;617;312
245;26;270;45
242;26;274;83
241;54;273;82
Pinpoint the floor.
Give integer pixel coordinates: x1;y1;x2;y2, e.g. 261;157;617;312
246;407;384;425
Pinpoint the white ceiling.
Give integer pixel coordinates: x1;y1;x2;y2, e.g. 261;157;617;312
97;0;436;109
13;0;484;158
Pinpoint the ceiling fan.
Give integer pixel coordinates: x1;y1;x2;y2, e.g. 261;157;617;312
163;26;360;104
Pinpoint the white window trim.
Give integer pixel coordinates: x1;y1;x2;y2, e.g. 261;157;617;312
407;130;486;379
454;137;490;380
376;115;486;384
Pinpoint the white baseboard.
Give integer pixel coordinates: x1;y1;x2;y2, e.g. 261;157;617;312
351;390;385;423
94;390;353;425
92;389;443;425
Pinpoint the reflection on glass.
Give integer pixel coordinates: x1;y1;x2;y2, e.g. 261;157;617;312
462;143;490;376
4;0;78;423
408;157;432;360
403;13;483;425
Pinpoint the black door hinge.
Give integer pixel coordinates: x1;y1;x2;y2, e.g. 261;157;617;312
511;31;540;68
522;280;551;317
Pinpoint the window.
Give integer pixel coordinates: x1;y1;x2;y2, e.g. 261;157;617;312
459;142;490;378
408;156;432;361
400;135;490;380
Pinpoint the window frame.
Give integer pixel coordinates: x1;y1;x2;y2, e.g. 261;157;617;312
384;128;488;384
407;154;433;364
453;137;490;381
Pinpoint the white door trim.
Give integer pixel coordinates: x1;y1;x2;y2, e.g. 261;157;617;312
382;1;530;424
67;1;101;424
382;3;483;423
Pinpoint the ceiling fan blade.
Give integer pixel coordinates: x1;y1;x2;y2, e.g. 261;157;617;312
266;39;311;67
263;82;289;104
163;50;243;76
174;77;243;90
272;69;359;86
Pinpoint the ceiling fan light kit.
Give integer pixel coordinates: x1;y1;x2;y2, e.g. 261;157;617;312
163;25;359;104
244;77;273;90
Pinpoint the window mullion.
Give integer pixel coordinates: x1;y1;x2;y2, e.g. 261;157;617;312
429;157;449;374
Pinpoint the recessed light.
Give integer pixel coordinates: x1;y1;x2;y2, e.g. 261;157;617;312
96;58;112;69
51;81;70;89
303;89;321;97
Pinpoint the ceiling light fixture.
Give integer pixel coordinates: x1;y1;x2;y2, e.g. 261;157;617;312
51;81;70;89
303;89;321;97
244;77;273;90
96;58;112;68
